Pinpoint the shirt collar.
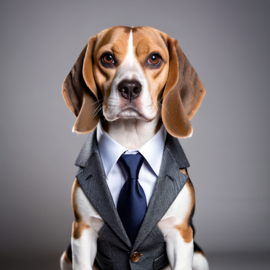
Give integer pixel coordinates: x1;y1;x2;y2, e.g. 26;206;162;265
138;124;166;176
96;122;167;177
97;122;126;177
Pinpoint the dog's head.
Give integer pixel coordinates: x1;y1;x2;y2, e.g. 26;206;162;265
62;26;205;138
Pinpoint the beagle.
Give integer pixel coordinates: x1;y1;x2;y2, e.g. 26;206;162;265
60;26;209;270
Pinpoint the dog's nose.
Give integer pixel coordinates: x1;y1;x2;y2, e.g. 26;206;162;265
118;80;142;101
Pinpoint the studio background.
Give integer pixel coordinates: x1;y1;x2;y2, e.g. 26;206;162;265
1;0;269;269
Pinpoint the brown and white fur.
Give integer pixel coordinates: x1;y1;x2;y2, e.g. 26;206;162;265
61;26;209;270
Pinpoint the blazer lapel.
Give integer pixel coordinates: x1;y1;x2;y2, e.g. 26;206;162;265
75;131;132;248
132;134;189;251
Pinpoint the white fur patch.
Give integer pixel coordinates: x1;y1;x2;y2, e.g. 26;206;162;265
105;30;156;122
192;252;210;270
71;184;104;270
74;187;104;229
158;182;194;270
158;183;191;234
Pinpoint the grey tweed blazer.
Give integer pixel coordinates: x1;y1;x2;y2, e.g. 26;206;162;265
75;130;190;270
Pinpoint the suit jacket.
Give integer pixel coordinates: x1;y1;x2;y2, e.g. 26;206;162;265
75;130;190;270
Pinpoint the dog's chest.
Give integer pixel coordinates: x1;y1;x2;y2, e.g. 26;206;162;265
74;176;191;237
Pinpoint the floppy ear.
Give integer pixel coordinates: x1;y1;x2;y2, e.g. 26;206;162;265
62;36;99;133
161;37;205;138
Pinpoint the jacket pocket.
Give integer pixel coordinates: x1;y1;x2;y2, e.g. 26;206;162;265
153;253;169;270
95;251;112;270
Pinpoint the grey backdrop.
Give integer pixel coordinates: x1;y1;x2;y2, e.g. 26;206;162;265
1;0;270;266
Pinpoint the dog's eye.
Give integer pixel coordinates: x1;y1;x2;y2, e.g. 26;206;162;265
101;52;115;67
147;53;162;67
103;54;114;64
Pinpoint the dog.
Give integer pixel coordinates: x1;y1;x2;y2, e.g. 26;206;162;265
60;26;209;270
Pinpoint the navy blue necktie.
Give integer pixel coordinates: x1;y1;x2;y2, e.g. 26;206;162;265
117;153;147;245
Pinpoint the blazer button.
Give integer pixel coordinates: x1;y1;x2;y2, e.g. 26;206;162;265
130;252;143;262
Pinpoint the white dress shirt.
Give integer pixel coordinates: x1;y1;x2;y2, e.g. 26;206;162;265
96;122;167;206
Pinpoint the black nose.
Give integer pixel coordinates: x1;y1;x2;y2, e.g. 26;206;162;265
118;80;142;101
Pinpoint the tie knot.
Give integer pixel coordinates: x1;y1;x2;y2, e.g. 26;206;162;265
118;153;144;179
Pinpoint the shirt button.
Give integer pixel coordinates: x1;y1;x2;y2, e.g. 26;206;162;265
130;252;143;262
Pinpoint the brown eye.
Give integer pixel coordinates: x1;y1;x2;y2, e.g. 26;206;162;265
100;52;116;68
103;53;114;64
147;53;162;67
